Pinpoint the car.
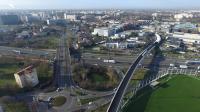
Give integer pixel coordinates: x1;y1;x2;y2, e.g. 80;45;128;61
56;88;62;92
169;63;175;67
38;99;43;102
89;102;93;105
94;64;98;66
70;93;75;96
47;97;53;102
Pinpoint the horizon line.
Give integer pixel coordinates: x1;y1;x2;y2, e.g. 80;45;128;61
0;7;200;11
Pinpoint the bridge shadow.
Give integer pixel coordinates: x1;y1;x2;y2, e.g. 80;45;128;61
145;41;165;80
124;41;166;112
123;82;170;112
123;86;153;112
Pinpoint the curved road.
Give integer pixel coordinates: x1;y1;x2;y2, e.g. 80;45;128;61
107;33;161;112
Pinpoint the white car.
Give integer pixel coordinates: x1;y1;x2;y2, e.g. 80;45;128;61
89;102;93;105
47;97;53;102
56;88;62;92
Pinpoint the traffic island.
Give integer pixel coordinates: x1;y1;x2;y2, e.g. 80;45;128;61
51;96;66;107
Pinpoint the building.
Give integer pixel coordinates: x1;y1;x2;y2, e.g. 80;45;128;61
64;14;78;21
16;31;31;39
46;19;50;25
171;32;200;45
92;27;115;37
14;65;39;88
105;42;137;49
174;13;193;21
173;22;197;33
0;15;20;25
46;19;67;26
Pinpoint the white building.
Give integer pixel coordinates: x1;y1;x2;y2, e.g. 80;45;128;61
64;13;67;19
64;14;78;21
92;27;115;37
171;32;200;44
105;42;137;49
46;19;50;25
14;65;39;88
126;37;138;42
174;13;193;21
142;25;155;32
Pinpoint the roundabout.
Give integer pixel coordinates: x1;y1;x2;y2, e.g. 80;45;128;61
50;96;67;107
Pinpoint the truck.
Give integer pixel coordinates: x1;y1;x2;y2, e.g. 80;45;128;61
12;50;21;54
198;66;200;73
179;65;188;69
198;66;200;70
103;60;116;63
169;63;175;67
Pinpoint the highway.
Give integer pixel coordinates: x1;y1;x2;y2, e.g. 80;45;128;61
82;51;190;70
0;46;55;57
107;34;161;112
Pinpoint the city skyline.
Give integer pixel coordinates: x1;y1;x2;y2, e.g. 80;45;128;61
0;0;200;10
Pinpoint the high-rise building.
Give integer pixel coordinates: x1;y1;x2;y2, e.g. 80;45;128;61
0;15;20;25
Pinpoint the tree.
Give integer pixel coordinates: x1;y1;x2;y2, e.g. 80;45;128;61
179;41;187;51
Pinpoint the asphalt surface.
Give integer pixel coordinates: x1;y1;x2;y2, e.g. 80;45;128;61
54;34;75;88
0;46;54;57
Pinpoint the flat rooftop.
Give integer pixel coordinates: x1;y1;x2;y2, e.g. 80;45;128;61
15;65;35;76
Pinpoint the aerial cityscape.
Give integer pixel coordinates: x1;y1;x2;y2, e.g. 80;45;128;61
0;0;200;112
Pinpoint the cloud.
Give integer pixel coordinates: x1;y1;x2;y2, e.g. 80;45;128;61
0;0;199;9
7;0;16;9
8;3;15;8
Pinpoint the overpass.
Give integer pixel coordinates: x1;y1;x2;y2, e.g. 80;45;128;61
107;33;161;112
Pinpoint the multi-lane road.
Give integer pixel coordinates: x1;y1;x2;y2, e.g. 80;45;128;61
0;46;55;57
54;34;75;88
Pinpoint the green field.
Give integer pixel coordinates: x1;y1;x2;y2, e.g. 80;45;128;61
123;75;200;112
0;63;19;88
3;100;30;112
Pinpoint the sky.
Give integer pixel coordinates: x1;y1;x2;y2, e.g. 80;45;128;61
0;0;200;9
